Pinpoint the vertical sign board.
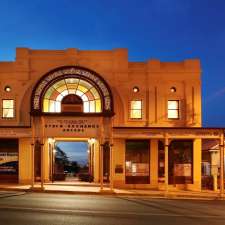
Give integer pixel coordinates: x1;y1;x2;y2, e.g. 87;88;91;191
44;117;103;138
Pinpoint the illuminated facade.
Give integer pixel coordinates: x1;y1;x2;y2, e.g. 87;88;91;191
0;48;224;192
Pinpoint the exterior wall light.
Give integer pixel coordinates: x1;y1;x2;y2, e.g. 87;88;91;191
4;86;11;92
48;138;55;144
133;86;139;93
170;87;176;93
89;138;96;144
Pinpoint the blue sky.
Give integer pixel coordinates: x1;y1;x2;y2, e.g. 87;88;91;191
1;0;225;126
56;142;88;165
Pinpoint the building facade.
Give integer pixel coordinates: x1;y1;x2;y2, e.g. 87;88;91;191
0;48;224;192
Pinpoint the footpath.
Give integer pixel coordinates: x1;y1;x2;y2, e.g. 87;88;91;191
0;183;224;200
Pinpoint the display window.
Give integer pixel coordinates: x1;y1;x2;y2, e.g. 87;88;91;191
125;140;150;184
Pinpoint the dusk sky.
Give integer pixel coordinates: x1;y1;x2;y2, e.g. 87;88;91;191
1;0;225;126
56;142;88;165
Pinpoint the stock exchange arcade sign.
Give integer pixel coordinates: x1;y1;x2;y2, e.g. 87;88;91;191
44;117;102;137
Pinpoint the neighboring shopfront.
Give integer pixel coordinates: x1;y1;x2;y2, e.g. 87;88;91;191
0;47;224;192
0;139;18;183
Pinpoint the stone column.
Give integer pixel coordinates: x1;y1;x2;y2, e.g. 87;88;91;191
209;149;219;191
40;116;45;190
220;133;224;197
110;142;114;191
150;140;158;187
31;116;35;188
88;143;92;175
193;139;202;191
99;140;104;191
164;134;169;193
40;142;45;190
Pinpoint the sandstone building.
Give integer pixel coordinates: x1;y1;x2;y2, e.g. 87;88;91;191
0;48;224;192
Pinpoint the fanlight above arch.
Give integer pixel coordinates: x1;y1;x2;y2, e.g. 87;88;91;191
31;66;114;116
43;77;101;113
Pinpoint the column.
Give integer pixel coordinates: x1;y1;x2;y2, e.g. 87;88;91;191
40;116;45;190
193;139;202;191
48;138;55;183
220;133;224;197
41;141;45;190
150;140;158;187
99;141;104;191
31;116;35;188
49;142;52;182
31;143;35;188
52;142;56;183
110;142;114;191
209;150;219;191
88;143;92;175
91;143;94;178
164;134;169;193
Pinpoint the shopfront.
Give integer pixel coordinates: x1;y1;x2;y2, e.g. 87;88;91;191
0;139;18;183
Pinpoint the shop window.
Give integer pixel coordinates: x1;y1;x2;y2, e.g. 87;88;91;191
2;99;14;118
168;140;193;184
125;140;150;184
0;139;18;183
168;100;179;119
130;100;142;119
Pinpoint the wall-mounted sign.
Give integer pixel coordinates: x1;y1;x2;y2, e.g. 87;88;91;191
44;117;102;138
114;128;222;139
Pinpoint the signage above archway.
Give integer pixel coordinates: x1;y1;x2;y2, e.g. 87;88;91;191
31;66;114;116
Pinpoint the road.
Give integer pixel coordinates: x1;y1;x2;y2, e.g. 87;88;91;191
0;191;225;225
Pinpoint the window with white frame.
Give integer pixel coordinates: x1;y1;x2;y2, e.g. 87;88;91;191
2;99;14;118
130;100;142;119
168;100;179;119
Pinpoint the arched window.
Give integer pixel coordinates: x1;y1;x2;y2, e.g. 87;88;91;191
43;78;102;113
31;66;114;116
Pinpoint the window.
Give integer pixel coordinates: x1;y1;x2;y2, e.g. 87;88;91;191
42;78;102;113
132;86;139;93
4;86;11;92
168;100;179;119
130;100;142;119
170;87;176;93
2;100;14;118
0;139;18;182
125;140;150;184
168;140;193;184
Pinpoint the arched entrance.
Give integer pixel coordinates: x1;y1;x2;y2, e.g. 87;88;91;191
30;66;114;191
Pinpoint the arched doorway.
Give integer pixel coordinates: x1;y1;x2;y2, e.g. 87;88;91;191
30;66;114;189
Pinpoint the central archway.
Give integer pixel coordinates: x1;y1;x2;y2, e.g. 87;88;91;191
31;66;114;116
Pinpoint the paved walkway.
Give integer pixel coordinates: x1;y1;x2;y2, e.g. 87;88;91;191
0;183;224;200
